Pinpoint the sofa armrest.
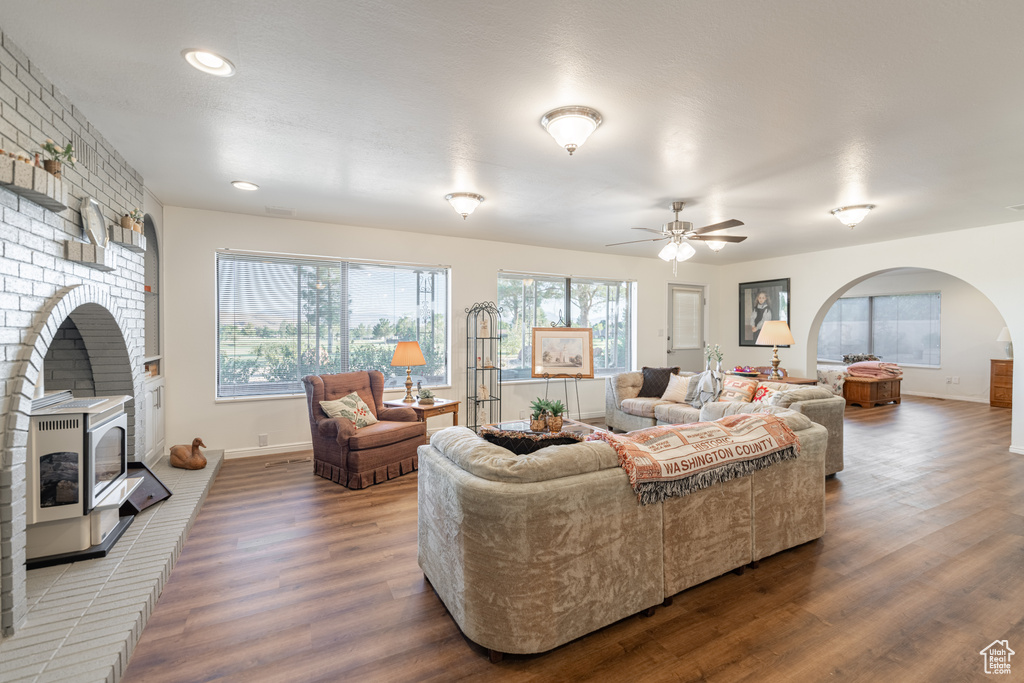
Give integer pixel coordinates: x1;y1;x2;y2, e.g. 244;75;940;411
607;372;643;405
378;406;418;422
317;417;355;441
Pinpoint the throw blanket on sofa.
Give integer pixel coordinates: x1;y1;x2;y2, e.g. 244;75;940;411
588;414;800;504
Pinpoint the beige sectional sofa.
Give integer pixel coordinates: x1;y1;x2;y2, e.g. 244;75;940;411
417;410;826;658
606;371;846;476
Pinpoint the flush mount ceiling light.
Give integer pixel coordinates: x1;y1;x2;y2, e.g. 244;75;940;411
540;106;602;155
445;192;484;219
182;49;236;76
231;180;259;191
830;204;875;229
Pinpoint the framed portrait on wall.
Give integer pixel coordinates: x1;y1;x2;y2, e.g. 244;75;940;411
739;278;790;346
531;327;594;378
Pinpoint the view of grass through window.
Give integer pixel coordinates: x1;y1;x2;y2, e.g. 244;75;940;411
818;292;940;365
497;273;633;380
217;252;448;397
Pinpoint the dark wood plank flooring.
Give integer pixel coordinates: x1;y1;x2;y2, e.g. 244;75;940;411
124;397;1023;682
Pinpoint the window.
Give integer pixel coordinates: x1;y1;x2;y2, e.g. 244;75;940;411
818;292;940;366
217;252;448;397
497;273;633;380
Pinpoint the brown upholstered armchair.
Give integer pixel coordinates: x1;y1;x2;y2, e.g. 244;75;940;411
303;371;426;489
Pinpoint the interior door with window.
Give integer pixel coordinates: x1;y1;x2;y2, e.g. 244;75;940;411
667;284;705;371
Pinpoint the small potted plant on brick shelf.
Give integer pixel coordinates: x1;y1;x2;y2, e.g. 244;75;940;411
39;139;75;179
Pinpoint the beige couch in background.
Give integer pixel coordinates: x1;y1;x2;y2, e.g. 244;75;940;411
605;370;846;476
417;411;827;658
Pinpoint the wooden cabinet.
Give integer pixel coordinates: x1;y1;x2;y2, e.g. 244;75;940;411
843;376;902;408
990;359;1013;408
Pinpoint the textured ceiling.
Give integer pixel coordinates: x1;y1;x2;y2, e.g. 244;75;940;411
3;0;1024;264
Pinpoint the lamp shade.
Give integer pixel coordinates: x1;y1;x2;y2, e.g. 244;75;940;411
390;341;426;367
756;320;795;347
996;327;1012;342
658;241;678;261
674;242;696;262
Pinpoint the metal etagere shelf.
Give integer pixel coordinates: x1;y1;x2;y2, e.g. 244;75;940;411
466;301;502;431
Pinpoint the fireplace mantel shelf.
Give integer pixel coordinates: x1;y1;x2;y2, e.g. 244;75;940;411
0;159;68;213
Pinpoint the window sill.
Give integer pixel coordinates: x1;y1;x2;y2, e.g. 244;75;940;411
500;376;612;386
215;384;454;403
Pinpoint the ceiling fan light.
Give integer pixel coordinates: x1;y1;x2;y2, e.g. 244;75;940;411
705;239;727;252
674;242;696;262
831;204;875;228
445;192;485;219
658;241;678;261
540;106;602;155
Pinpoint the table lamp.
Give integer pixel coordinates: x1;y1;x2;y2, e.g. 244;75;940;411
391;341;426;402
996;326;1013;359
755;320;795;380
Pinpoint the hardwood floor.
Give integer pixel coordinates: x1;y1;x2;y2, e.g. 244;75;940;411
124;398;1023;682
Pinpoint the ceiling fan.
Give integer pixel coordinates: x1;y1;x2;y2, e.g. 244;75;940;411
607;201;747;274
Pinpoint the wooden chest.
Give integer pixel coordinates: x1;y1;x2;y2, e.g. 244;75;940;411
843;376;902;408
990;359;1013;408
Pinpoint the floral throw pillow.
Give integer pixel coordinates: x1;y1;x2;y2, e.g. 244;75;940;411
752;385;779;403
320;392;379;428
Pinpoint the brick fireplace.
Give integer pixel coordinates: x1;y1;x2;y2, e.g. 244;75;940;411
0;28;147;637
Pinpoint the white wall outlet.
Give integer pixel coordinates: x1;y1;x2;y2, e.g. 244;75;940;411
519;410;525;419
945;376;952;384
258;433;269;447
952;376;960;384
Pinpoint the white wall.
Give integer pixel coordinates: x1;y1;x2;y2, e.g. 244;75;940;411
831;269;1005;402
162;207;717;456
709;221;1024;451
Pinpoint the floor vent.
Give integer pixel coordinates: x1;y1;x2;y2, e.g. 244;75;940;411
264;456;312;468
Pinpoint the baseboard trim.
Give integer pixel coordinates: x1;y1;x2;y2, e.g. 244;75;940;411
224;441;313;459
1010;445;1024;455
901;391;988;404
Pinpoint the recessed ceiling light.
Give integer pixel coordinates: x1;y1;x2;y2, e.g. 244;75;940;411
231;180;259;191
182;49;236;77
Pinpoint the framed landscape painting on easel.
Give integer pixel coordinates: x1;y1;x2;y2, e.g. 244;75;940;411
531;327;594;378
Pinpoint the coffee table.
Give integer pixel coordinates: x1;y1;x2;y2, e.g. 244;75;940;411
479;418;601;455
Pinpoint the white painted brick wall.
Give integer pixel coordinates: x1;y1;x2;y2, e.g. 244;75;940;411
0;26;147;638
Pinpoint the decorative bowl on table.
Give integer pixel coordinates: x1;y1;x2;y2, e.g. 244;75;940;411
731;371;760;377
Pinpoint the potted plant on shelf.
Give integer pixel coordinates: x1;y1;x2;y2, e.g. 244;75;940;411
130;208;144;233
529;397;549;432
417;388;435;405
40;139;75;179
546;400;566;432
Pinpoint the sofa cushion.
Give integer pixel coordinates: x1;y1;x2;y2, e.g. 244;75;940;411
767;386;836;407
654;402;701;424
718;376;758;403
752;385;778;403
660;373;691;402
429;426;618;483
320;392;379;428
347;419;423;449
637;366;680;397
621;397;672;419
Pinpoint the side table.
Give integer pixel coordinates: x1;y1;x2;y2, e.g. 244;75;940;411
384;398;460;442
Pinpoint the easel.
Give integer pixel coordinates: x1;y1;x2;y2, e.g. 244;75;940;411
540;312;582;420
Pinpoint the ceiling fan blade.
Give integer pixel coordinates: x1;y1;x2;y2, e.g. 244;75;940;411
692;219;744;235
605;237;669;247
690;234;747;243
631;227;668;235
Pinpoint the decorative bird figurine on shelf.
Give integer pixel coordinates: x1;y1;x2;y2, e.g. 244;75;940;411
170;437;207;470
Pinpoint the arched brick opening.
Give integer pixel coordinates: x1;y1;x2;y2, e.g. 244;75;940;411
0;284;142;634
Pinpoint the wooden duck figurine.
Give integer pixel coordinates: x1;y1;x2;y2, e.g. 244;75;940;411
170;437;207;470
